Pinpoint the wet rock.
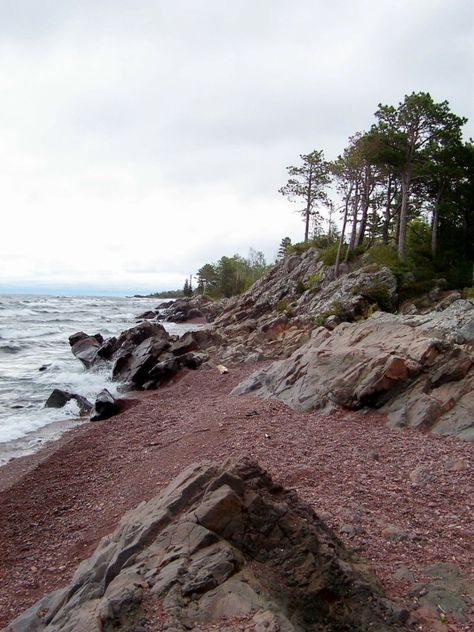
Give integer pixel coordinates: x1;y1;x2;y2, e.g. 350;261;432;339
90;389;119;422
4;459;408;632
45;389;93;416
68;332;103;369
96;336;118;361
136;310;157;321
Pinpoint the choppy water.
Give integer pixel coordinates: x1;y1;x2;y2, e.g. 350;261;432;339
0;294;192;464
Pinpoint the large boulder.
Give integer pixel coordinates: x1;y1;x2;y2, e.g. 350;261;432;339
68;332;104;369
232;308;474;439
4;459;409;632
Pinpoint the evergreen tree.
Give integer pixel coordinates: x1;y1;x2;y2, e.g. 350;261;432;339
277;237;292;259
279;150;330;242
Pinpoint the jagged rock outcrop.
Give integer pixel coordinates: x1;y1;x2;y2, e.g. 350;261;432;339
4;459;409;632
233;304;474;440
207;255;398;363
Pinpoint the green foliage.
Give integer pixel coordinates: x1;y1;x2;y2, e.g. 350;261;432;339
307;272;321;287
183;278;193;297
287;241;314;254
311;233;339;249
367;303;380;317
320;243;343;266
276;298;290;312
352;280;392;310
195;249;269;299
364;244;400;269
463;287;474;299
319;243;364;266
398;280;435;301
279;150;331;242
275;298;295;317
314;300;349;326
277;237;292;260
295;279;307;295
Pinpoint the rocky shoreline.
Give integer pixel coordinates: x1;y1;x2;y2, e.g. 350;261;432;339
1;252;473;630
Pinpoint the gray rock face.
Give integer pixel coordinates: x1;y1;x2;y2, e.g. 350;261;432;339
208;255;398;364
233;308;474;439
4;459;409;632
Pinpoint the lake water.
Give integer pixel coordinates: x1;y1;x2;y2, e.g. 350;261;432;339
0;294;193;464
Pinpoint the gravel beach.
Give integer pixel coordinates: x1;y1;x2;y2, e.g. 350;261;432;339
0;363;472;630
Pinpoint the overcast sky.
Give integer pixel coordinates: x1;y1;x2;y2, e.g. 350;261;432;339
1;0;473;294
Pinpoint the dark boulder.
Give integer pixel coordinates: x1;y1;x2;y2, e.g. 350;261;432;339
90;389;119;422
45;389;93;415
68;332;103;369
115;321;168;349
112;337;171;388
96;336;118;361
136;310;157;321
147;356;181;386
179;351;209;369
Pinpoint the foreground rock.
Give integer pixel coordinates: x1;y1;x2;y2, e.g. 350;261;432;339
5;459;409;632
233;304;474;440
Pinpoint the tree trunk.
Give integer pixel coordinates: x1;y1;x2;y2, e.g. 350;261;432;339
345;182;359;262
356;167;370;247
431;187;443;259
382;175;392;244
398;172;411;261
304;210;310;243
335;194;351;278
431;203;439;260
304;169;313;243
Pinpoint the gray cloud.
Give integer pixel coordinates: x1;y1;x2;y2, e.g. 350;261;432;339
0;0;472;292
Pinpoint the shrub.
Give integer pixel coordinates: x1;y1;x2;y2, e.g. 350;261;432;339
352;280;392;311
398;280;435;301
295;279;307;295
320;243;343;266
463;287;474;299
364;244;400;270
287;241;314;255
307;272;321;287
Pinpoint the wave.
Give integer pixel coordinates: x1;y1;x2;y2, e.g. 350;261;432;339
0;342;28;354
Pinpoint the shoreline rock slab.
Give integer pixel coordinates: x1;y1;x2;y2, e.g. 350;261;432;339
232;306;474;439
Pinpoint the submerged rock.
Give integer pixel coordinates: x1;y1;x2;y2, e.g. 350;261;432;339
4;459;409;632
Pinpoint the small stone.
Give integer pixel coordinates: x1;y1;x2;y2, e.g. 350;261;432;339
381;525;409;541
